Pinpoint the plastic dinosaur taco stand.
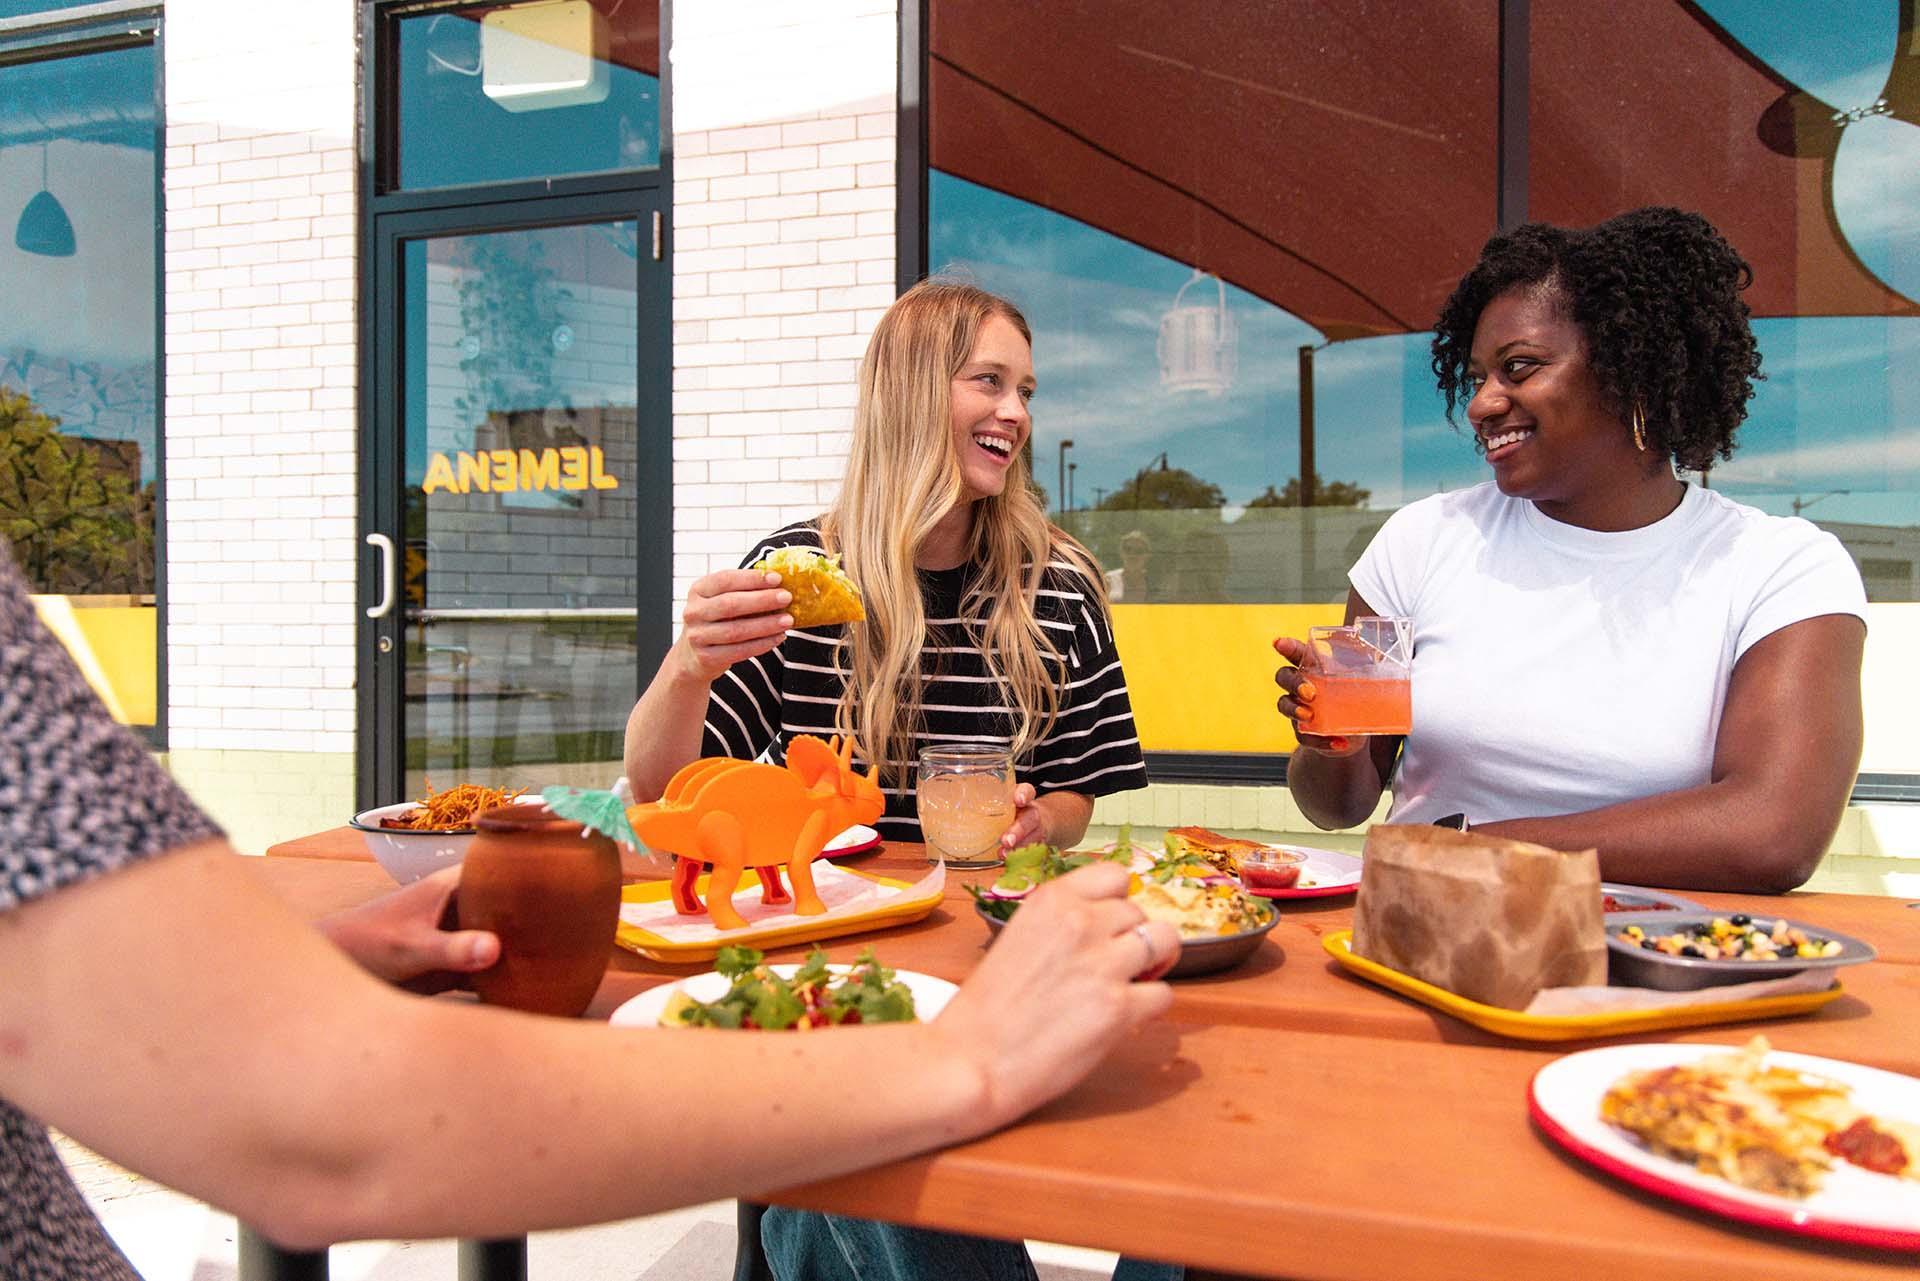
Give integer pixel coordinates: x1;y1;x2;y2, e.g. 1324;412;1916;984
626;735;885;931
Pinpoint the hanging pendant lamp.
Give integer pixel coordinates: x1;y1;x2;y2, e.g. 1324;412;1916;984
1157;269;1236;396
15;145;76;258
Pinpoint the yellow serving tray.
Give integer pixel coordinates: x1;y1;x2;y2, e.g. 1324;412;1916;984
1321;930;1844;1041
616;867;942;963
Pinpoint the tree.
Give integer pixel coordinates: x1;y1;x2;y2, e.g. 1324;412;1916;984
1244;474;1371;508
1096;461;1225;511
0;387;153;594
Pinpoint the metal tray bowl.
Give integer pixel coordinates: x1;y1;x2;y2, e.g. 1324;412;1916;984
1605;910;1876;991
974;899;1278;979
1599;882;1705;913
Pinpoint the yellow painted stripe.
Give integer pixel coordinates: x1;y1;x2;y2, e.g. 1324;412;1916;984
1111;603;1345;754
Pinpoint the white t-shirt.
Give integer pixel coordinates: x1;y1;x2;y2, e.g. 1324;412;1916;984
1348;482;1867;826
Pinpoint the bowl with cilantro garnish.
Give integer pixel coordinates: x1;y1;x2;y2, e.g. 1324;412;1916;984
609;945;956;1030
968;829;1277;979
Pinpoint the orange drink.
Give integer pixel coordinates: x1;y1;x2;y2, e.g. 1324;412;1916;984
1306;672;1411;736
1304;617;1413;737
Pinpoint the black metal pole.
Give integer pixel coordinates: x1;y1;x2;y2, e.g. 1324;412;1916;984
1297;344;1317;509
457;1237;528;1281
237;1225;327;1281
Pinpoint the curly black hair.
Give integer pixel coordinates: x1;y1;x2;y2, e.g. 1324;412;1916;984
1429;207;1763;472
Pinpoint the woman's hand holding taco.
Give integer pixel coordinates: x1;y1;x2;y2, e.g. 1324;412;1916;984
674;569;795;682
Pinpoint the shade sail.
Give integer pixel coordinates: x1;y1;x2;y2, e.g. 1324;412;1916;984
929;0;1917;342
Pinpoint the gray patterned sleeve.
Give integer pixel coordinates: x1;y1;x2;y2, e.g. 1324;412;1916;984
0;553;223;912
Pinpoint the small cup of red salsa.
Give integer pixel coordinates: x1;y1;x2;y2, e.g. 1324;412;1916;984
1238;846;1306;892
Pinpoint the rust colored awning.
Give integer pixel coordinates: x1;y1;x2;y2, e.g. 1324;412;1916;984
929;0;1915;342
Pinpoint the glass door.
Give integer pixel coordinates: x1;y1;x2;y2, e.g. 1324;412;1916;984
365;197;669;803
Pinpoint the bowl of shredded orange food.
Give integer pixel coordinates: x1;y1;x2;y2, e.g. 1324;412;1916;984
350;782;534;883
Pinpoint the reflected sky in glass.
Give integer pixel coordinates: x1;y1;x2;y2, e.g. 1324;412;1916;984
932;171;1920;531
393;11;658;191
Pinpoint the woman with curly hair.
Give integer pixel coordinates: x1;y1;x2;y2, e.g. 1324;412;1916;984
1272;207;1867;892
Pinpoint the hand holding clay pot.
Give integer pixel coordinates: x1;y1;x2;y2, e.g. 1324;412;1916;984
456;803;623;1017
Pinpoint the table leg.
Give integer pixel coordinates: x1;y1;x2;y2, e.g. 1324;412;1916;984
733;1201;774;1281
237;1224;328;1280
457;1237;528;1281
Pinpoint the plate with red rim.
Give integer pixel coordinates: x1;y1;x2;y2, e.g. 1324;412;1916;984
816;824;882;860
1240;845;1362;899
1529;1042;1920;1250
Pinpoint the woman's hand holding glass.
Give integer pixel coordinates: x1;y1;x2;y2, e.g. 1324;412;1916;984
998;782;1042;849
1271;634;1367;757
673;569;796;681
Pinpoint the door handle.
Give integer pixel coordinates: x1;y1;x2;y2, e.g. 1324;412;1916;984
366;532;397;619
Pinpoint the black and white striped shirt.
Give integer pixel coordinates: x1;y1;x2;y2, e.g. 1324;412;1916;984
702;523;1149;842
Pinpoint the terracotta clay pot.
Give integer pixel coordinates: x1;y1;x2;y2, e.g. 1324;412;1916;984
456;803;622;1017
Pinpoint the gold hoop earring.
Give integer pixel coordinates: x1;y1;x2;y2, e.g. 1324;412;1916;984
1631;403;1649;453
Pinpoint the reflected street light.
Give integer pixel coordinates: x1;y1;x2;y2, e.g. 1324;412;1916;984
1057;439;1075;517
1791;489;1851;517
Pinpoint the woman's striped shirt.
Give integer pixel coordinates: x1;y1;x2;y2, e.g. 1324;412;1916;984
701;522;1150;842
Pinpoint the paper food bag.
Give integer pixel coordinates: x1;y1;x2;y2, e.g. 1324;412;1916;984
1352;825;1606;1010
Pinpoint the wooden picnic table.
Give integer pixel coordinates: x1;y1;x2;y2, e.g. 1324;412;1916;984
254;832;1920;1280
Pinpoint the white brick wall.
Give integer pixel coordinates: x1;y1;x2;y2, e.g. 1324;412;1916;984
162;0;359;753
149;1;900;838
669;1;897;605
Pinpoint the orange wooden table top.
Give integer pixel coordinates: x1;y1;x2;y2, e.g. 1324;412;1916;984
255;834;1920;1278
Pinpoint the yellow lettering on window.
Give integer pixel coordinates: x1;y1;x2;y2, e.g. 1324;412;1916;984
457;451;491;493
422;452;458;495
490;449;517;492
559;445;589;491
519;448;559;491
589;446;619;490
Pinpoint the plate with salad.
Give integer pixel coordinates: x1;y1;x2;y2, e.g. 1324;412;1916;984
969;830;1277;979
609;945;956;1029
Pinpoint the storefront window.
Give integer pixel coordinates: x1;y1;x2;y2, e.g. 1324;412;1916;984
1529;0;1920;602
390;0;660;192
926;2;1497;759
0;38;160;731
926;1;1919;777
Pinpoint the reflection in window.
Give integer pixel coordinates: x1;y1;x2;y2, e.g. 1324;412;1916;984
391;1;660;192
401;224;640;789
926;2;1501;761
0;42;158;729
1529;0;1920;602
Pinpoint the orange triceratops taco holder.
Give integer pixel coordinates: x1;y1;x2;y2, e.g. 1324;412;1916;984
625;735;886;931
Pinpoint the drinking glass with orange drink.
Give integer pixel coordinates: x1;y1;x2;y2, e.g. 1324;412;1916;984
1301;616;1412;736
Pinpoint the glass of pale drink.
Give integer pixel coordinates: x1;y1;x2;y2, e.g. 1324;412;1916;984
916;743;1016;869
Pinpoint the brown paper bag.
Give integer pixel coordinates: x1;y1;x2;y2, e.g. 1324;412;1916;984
1351;825;1606;1010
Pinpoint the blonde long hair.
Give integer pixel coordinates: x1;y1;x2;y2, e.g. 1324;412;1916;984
822;279;1105;786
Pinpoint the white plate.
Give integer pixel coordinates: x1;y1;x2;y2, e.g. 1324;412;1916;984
1243;845;1362;899
820;823;882;858
1529;1042;1920;1250
609;963;958;1029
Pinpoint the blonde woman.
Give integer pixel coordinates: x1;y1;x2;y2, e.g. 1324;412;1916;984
624;279;1171;1281
625;279;1149;853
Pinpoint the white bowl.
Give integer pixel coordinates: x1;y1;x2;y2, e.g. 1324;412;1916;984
349;802;478;884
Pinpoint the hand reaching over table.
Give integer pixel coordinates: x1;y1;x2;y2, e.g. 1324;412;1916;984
314;865;500;994
928;862;1179;1130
